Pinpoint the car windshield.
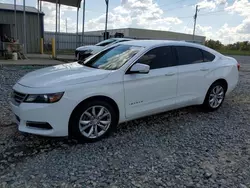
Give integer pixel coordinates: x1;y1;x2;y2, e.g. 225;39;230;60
82;45;143;70
96;39;117;47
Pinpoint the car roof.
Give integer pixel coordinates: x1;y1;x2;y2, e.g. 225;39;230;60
111;38;134;41
120;40;197;47
121;40;222;56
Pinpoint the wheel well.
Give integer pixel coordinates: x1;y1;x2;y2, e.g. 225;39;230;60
212;79;228;92
68;96;120;136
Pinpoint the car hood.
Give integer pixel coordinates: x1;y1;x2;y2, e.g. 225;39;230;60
76;45;104;53
18;62;111;88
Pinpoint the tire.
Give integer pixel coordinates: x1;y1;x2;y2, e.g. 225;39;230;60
202;81;226;111
69;100;118;142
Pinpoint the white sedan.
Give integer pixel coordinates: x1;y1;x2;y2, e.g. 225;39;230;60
10;40;239;142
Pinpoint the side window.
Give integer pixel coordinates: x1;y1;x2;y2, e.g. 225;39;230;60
175;46;203;65
137;46;177;69
202;50;215;62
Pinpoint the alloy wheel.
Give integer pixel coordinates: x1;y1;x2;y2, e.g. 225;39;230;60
208;85;224;108
78;105;112;139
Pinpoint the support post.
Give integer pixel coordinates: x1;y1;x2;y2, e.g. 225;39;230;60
82;0;85;45
14;0;17;40
40;38;44;54
76;7;79;48
37;0;40;53
52;38;55;58
59;4;61;33
55;0;58;57
104;0;109;39
23;0;27;53
66;18;67;33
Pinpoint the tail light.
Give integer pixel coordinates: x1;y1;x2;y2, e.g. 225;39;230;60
237;63;240;71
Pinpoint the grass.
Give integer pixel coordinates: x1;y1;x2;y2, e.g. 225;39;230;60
218;49;250;56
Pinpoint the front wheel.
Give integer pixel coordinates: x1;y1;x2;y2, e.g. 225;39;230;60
202;82;226;111
69;100;118;142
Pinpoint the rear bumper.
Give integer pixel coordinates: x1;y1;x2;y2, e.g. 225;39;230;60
226;69;239;95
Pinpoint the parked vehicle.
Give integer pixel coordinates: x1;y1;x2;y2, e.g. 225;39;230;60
10;40;239;142
75;38;133;60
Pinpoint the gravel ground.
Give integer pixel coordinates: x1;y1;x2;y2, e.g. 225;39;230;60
0;56;250;188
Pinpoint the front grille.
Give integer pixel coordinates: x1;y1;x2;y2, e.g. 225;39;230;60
13;90;27;105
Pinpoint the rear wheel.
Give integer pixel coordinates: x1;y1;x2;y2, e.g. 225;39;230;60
202;82;226;111
69;100;118;142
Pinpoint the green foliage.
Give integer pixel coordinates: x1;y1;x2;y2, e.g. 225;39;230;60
205;39;250;52
205;39;250;55
218;49;250;56
205;39;223;50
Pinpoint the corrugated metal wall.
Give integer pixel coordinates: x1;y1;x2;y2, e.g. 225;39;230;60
85;28;130;37
128;28;206;44
44;28;206;51
0;10;44;53
44;32;104;50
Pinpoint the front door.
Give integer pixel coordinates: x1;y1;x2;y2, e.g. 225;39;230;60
123;46;178;118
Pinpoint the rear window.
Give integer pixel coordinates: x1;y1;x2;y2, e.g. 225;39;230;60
202;50;215;62
175;46;203;65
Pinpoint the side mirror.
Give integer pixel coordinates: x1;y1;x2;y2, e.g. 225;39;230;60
129;63;150;74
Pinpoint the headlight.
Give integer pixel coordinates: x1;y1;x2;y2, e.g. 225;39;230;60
24;92;64;103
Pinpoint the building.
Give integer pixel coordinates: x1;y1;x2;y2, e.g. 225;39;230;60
85;28;206;44
0;3;44;53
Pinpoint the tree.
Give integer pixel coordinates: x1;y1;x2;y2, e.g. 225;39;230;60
205;39;223;50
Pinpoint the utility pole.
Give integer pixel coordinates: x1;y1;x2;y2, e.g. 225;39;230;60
104;0;109;39
193;5;199;41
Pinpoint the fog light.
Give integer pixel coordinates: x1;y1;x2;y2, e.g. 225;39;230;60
26;121;52;130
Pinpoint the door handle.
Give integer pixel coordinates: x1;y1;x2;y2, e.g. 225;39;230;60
165;72;175;76
200;68;209;71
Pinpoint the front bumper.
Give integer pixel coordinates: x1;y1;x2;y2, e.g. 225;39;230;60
10;98;72;137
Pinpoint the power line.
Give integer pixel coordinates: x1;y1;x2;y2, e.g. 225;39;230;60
176;9;229;20
158;0;187;8
161;2;197;13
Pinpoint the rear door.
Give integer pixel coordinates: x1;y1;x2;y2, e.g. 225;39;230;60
174;46;215;106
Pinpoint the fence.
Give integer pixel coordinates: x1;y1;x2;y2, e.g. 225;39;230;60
44;31;204;53
44;32;104;52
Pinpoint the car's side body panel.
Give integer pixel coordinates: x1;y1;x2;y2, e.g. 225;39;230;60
10;40;239;137
123;66;178;119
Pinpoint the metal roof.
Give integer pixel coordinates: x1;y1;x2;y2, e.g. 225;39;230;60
0;3;43;14
41;0;82;8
